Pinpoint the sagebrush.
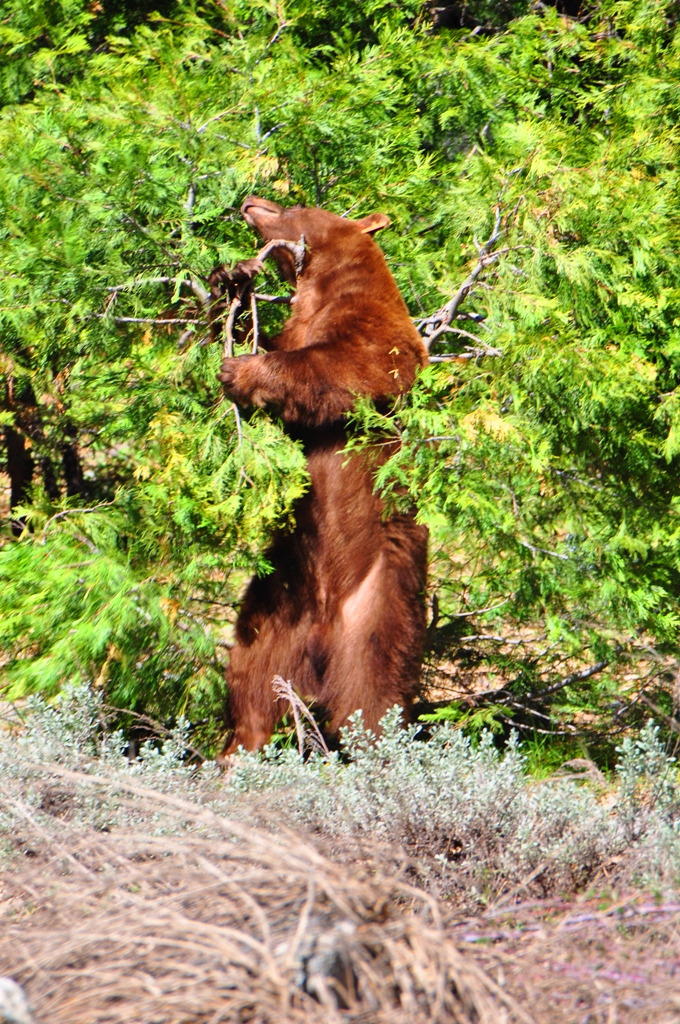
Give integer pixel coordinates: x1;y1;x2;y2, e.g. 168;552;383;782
3;687;680;901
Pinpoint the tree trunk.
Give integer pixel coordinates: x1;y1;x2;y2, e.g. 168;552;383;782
40;455;60;500
5;426;34;535
61;427;85;497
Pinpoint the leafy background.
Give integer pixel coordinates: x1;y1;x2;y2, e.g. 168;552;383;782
1;0;680;758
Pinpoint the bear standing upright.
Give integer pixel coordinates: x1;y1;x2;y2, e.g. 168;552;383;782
217;196;428;755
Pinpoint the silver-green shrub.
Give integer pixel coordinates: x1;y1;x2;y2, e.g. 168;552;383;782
229;707;680;895
2;690;680;897
0;685;218;841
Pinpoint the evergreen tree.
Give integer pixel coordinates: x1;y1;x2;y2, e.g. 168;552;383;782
1;0;679;751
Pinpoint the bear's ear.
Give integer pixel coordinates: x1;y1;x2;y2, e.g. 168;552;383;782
355;212;391;235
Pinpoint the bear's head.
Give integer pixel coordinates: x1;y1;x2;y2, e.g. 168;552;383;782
241;196;390;282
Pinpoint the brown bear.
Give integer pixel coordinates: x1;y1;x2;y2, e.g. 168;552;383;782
216;196;428;754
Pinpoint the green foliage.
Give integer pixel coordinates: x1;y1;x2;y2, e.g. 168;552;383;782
419;701;508;736
2;0;680;744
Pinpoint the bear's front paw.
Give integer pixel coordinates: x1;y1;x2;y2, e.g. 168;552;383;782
209;259;264;299
218;354;259;405
230;257;265;283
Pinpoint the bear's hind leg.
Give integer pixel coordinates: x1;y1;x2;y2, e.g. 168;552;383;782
222;601;320;756
321;524;428;737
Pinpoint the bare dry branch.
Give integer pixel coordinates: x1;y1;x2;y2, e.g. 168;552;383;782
231;402;243;447
468;659;610;708
223;293;244;358
251;289;259;354
451;597;513;618
254;292;292;304
40;501;115;545
429;345;502;363
106;276;176;292
273;675;331;758
519;539;569;562
97;315;201;325
419;207;503;354
185;182;196;216
106;276;210;310
637;694;680;735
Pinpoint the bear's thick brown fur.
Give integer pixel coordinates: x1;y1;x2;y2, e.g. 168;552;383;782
217;196;428;754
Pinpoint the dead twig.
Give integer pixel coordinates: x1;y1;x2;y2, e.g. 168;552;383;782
272;676;331;758
467;660;610;710
418;208;503;353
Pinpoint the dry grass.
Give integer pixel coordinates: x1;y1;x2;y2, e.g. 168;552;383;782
4;768;680;1024
0;765;531;1024
452;894;680;1023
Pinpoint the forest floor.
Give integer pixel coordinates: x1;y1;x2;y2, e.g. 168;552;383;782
2;751;680;1024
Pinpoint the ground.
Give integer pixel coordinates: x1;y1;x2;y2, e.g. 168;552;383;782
2;714;680;1024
